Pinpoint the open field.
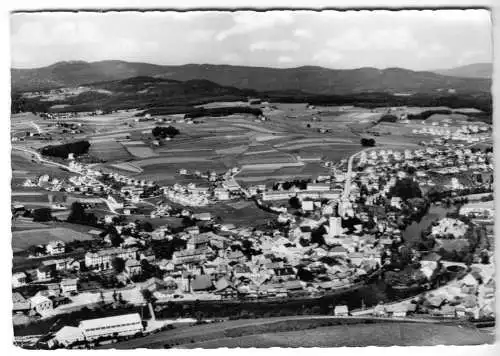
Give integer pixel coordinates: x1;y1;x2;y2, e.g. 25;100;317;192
191;201;276;226
101;316;493;349
11;227;93;252
134;156;211;167
180;322;493;348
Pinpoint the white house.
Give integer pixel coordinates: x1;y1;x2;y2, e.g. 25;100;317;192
37;265;54;282
302;200;314;211
60;278;78;295
334;305;349;316
12;272;27;288
29;294;53;315
46;240;65;255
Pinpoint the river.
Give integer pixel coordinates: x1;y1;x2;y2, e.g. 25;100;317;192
403;204;457;243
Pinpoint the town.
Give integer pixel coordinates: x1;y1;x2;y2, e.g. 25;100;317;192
11;108;495;348
10;8;495;349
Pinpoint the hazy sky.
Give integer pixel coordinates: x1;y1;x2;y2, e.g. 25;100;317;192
11;9;492;70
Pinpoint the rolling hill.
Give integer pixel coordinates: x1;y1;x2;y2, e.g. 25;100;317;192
11;76;258;114
434;63;492;79
12;60;491;94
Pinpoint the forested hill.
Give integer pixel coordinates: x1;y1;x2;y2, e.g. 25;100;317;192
12;60;491;94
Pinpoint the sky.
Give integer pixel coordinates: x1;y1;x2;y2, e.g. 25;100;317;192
10;9;492;70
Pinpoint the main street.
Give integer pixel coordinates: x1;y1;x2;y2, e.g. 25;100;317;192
343;147;374;199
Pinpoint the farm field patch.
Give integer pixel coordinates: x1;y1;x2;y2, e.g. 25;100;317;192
216;145;248;155
88;140;131;162
134;156;211;167
122;144;158;158
230;123;282;134
109;162;143;173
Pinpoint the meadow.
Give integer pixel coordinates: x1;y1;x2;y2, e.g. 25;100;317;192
181;322;492;348
11;226;93;252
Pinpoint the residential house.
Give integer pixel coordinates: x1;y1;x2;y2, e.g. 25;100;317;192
347;252;364;267
187;235;210;250
125;259;142;277
84;247;138;271
373;304;388;317
12;292;30;314
461;273;479;294
272;266;296;282
29;295;53;316
227;250;246;263
12;272;27;288
46;240;65;255
192;212;212;221
214;278;238;300
185;226;200;235
386;304;407;317
329;246;348;257
284;280;306;297
440;305;457;318
37;265;54;282
139;250;156;263
60;278;78;295
455;305;467;318
334;305;349;316
42;258;70;272
46;283;61;297
261;283;288;298
214;188;230;200
172;247;212;265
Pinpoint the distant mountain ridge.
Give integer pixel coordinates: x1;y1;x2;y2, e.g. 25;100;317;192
11;60;491;94
434;63;492;79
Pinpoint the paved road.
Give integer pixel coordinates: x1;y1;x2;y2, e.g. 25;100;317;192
13;146;78;173
343;148;373;199
30;121;42;134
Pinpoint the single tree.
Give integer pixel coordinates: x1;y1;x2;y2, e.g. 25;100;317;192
112;257;126;274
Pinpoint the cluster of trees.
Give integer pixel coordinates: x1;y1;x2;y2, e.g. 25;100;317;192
360;138;376;147
32;208;53;222
185;106;263;119
378;114;398;123
288;196;302;209
67;202;98;226
426;185;492;203
388;178;422;200
40;140;90;159
151;126;180;139
407;109;452;121
310;225;327;245
384;266;427;287
273;179;311;191
151;237;187;260
112;257;126;274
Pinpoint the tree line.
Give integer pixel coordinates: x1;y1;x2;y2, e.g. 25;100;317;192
40;140;90;159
